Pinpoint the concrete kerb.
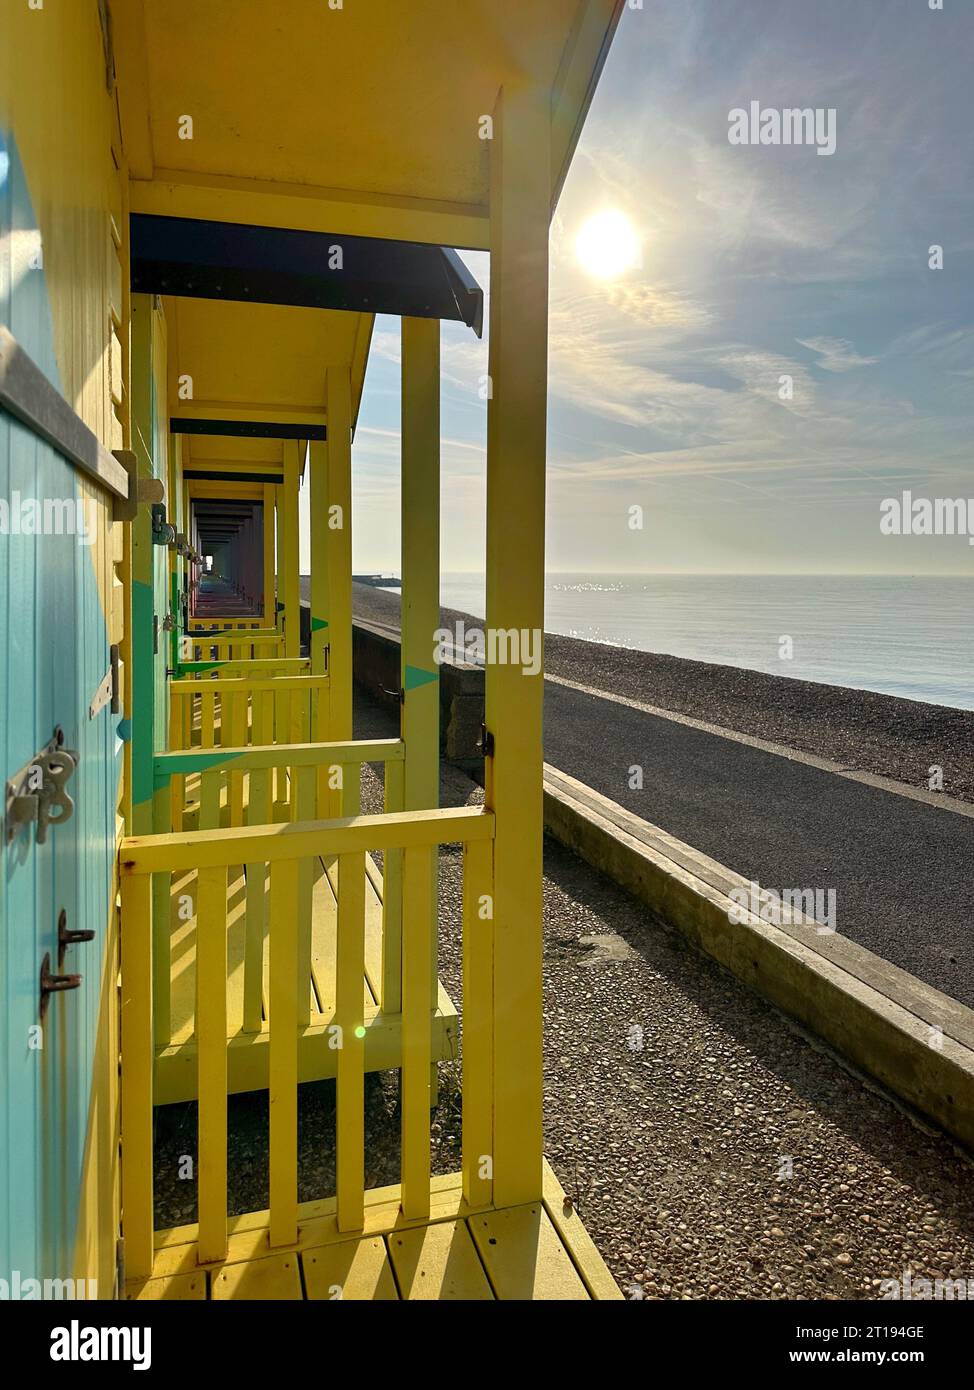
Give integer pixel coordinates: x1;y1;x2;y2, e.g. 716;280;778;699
543;763;974;1154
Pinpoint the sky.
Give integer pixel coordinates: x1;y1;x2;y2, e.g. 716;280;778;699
302;0;974;578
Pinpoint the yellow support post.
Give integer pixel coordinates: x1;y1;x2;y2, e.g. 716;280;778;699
309;437;332;809
275;481;285;640
282;441;301;657
483;83;550;1209
325;366;357;813
401;314;441;1100
263;483;276;628
309;438;330;674
120;872;154;1280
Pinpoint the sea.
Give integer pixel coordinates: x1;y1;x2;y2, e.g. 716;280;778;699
426;573;974;712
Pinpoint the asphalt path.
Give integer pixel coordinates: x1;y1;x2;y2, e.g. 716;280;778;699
543;680;974;1009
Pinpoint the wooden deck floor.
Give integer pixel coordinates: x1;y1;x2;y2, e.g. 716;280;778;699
125;1166;623;1301
154;849;457;1104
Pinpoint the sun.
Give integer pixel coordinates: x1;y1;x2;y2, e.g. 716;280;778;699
575;209;641;280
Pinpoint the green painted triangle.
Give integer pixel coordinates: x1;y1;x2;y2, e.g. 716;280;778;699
311;616;329;632
404;664;439;692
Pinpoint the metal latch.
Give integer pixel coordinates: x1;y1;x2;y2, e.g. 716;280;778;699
152;502;175;546
5;733;79;846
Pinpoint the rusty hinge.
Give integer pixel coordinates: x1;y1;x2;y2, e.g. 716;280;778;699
39;952;81;1020
110;644;121;714
58;907;95;969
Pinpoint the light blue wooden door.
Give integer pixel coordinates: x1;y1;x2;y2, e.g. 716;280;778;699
0;128;120;1291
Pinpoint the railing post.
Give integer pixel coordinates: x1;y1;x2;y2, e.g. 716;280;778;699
120;870;155;1281
336;851;366;1231
269;858;299;1247
400;845;433;1221
196;865;229;1264
462;836;494;1208
381;759;404;1014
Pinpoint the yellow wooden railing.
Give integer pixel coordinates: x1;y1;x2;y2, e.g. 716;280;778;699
149;738;405;1048
168;672;329;755
188;618;274;633
119;804;494;1277
184;631;287;661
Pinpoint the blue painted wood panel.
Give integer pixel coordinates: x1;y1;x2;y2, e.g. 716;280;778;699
0;128;122;1289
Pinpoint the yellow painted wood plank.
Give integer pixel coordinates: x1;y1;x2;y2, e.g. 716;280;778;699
191;631;282;648
381;760;404;1013
200;689;215;747
303;1238;398;1301
167;866;248;1046
155;1171;472;1252
211;1253;303;1301
360;864;386;1007
388;1220;493;1301
468;1205;590;1301
196;865;228;1264
155;736;394;779
122;805;494;874
228;694;248;821
269;858;299;1247
120;872;155;1281
462;837;494;1207
253;689;274;751
541;1160;623;1301
171;674;329;694
150;1179;496;1283
243;766;270;1035
125;1272;206;1301
295;766;316;1027
199;770;221;830
336;852;366;1232
401;846;433;1221
150;778;172;1051
177;659;308;678
323;856;382;1008
154;983;457;1106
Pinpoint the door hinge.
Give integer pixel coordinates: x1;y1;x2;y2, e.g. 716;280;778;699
110;643;121;714
88;645;121;720
478;724;495;758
